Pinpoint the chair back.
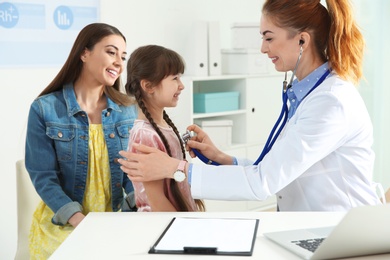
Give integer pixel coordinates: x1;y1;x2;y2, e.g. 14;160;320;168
15;159;41;260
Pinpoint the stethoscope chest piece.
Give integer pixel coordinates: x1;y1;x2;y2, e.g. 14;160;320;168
181;130;219;166
181;130;193;144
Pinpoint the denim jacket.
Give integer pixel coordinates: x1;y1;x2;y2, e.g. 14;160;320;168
25;83;137;226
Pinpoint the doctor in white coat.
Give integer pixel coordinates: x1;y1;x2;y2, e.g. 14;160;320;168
119;0;382;211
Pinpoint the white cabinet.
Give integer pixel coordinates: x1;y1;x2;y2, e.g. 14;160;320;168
166;74;283;211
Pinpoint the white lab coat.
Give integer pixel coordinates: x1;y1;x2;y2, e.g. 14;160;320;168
190;75;381;211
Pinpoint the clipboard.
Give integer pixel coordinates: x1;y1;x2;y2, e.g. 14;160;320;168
149;217;259;256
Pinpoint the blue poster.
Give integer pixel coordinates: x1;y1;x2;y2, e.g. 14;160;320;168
0;0;99;67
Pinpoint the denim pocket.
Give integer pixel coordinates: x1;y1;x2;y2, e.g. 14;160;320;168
116;123;132;150
46;125;75;161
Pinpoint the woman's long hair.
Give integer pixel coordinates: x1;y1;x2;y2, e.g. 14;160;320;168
39;23;133;106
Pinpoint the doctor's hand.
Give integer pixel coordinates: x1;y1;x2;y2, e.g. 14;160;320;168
118;144;179;182
186;124;235;165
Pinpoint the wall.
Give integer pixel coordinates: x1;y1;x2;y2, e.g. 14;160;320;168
353;1;390;187
1;0;389;259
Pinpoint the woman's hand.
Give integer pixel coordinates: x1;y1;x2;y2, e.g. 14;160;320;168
118;144;179;182
186;124;234;165
68;212;85;228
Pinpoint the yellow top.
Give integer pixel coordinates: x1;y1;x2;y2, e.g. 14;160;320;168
29;124;112;259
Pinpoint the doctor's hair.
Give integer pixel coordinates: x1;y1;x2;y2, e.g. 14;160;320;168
262;0;364;85
125;45;205;212
39;23;133;106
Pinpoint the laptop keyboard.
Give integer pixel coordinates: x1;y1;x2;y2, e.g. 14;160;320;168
291;238;325;252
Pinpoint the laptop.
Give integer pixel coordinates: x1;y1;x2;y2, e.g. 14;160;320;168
263;204;390;260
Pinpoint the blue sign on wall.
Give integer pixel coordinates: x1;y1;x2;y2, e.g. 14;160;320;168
0;2;20;28
0;0;100;67
54;5;74;30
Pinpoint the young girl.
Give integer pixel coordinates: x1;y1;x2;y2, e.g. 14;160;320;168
125;45;204;212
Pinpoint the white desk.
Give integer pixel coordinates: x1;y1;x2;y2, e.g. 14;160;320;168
50;211;390;260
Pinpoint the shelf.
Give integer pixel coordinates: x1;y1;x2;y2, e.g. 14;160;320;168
176;74;282;212
186;74;247;81
185;73;282;82
193;109;246;119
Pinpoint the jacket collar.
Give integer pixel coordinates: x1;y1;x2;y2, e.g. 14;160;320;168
63;83;121;117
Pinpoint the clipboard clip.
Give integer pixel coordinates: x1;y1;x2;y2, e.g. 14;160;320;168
183;247;218;254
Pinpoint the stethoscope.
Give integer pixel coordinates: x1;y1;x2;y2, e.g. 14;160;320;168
182;42;330;166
